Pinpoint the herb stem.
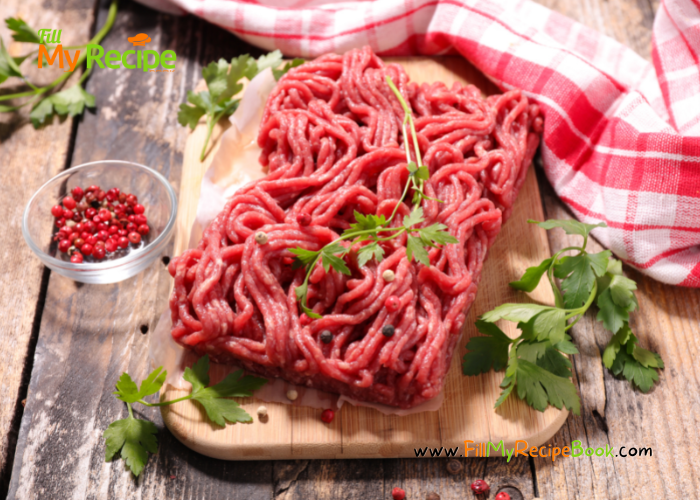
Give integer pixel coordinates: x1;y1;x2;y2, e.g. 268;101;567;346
388;175;412;224
138;395;193;407
200;116;216;161
127;402;134;419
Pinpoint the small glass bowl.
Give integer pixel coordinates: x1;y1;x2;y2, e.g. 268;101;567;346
23;160;177;284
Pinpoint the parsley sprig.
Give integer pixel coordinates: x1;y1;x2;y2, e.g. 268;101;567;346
104;355;266;476
177;52;303;161
0;1;118;126
463;219;664;415
289;75;457;319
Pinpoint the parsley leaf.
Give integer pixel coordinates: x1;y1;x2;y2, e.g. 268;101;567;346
406;234;429;265
611;348;660;393
254;50;284;75
348;211;386;234
554;334;579;355
357;242;385;267
415;165;430;181
184;358;266;426
515;359;580;414
320;243;351;275
534;345;573;378
608;274;637;310
289;247;319;270
104;417;158;477
113;367;166;403
481;303;552;324
322;252;351;275
273;57;304;81
418;223;458;246
529;219;607;238
473;218;663;414
0;37;23;84
104;356;266;476
518;309;566;344
602;324;632;368
5;18;41;43
516;340;572;377
596;288;628;334
178;52;284;160
510;258;553;292
462;321;512;375
555;255;596;309
29;85;96;128
177;91;209;128
403;206;425;228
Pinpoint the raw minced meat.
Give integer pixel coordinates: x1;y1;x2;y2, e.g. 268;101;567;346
168;46;542;408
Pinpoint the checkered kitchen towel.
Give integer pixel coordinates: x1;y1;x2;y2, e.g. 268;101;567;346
139;0;700;287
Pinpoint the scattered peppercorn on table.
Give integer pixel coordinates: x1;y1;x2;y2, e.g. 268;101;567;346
1;1;699;500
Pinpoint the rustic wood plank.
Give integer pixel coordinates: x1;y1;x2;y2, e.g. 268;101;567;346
529;0;700;499
0;0;95;496
6;1;276;498
533;166;700;500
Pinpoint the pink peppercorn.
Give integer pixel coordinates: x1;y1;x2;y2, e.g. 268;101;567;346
385;296;400;312
391;487;405;500
128;232;141;245
320;409;335;423
470;480;489;495
71;186;84;201
51;205;64;218
63;196;76;210
117;237;129;249
495;492;511;500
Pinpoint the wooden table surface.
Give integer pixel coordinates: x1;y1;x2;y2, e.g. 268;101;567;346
2;0;698;499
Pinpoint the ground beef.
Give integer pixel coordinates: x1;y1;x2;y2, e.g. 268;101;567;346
168;46;542;408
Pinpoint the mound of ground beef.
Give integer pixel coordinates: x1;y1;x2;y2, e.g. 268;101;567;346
168;46;542;408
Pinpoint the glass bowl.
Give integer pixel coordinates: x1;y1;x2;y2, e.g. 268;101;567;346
23;160;177;284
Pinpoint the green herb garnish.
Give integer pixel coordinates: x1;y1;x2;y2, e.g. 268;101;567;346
463;219;664;414
0;1;118;125
289;75;457;319
104;355;266;476
177;51;302;161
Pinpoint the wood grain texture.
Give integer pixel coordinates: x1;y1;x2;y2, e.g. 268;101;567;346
527;1;700;499
0;0;95;496
6;1;274;498
532;166;700;500
161;56;566;461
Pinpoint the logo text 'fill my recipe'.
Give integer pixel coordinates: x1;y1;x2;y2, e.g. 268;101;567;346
37;31;175;73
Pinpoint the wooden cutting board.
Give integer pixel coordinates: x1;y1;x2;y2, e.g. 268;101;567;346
161;57;565;460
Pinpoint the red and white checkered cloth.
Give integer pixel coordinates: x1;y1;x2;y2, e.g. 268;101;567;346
140;0;700;287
